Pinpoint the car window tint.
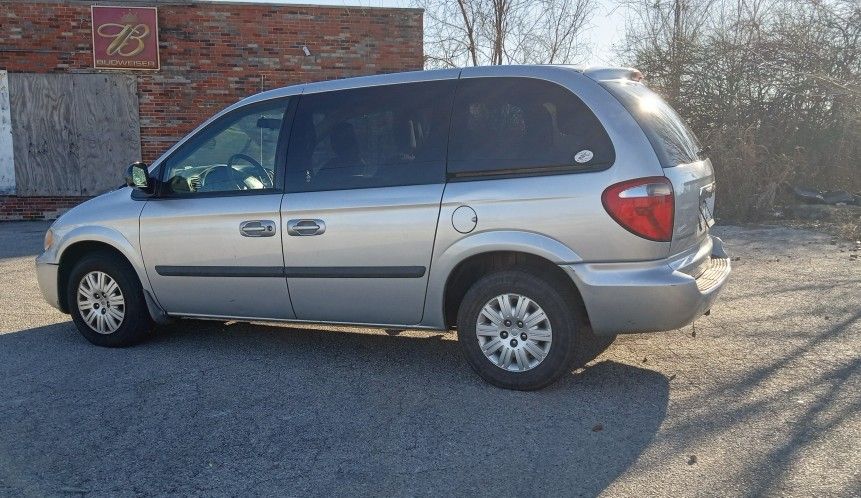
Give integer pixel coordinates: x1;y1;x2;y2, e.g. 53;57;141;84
286;80;454;192
162;99;289;194
600;81;702;167
448;77;614;176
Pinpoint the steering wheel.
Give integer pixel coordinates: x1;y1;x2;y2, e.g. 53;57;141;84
227;153;274;188
199;165;245;192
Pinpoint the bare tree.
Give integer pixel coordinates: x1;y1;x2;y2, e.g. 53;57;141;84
618;0;715;100
618;0;861;221
419;0;596;68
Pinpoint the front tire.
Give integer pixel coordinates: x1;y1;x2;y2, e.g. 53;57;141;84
66;251;153;347
457;269;613;390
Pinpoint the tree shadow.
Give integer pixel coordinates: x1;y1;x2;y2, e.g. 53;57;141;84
632;308;861;496
0;320;669;496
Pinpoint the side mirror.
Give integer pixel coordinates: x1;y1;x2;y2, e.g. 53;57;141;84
125;161;152;193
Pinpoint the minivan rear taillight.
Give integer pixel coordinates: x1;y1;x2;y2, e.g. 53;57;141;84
602;177;674;242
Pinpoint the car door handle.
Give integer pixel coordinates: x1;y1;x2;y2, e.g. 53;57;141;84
240;220;276;237
287;219;326;236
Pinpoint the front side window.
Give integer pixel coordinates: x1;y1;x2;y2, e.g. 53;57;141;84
161;99;289;194
286;81;455;192
448;77;615;176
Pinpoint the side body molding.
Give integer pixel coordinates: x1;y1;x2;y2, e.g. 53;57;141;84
420;230;582;329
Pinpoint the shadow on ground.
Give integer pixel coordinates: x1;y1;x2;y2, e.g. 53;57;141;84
642;307;861;496
0;321;668;496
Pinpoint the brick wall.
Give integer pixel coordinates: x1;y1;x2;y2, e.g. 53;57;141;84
0;0;423;220
0;195;91;221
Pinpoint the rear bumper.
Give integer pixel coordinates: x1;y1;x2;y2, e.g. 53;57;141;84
562;235;731;336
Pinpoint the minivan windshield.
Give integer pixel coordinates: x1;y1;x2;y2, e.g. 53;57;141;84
601;80;703;167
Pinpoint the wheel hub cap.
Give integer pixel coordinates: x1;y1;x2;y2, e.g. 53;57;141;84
476;293;552;372
77;271;125;334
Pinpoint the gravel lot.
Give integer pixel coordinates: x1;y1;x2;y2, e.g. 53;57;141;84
0;221;858;497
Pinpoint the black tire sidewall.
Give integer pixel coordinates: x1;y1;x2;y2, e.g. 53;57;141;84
457;270;582;390
66;252;152;347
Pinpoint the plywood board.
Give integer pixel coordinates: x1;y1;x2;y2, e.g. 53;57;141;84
9;73;79;196
8;73;141;197
72;74;141;196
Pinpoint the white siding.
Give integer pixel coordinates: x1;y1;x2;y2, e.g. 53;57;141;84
0;71;15;194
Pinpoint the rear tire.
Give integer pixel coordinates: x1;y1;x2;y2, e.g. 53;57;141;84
457;269;614;390
66;251;153;347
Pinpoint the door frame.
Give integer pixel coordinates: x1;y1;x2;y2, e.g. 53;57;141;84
136;95;299;319
138;96;299;201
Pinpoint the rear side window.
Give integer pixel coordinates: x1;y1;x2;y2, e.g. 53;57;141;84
286;80;455;192
448;77;614;177
601;81;702;167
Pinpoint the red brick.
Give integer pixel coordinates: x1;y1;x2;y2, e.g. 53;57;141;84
0;196;91;221
0;1;423;219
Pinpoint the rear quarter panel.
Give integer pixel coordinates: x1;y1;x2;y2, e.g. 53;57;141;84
420;67;670;328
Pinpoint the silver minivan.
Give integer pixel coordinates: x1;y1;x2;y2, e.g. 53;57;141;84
36;66;730;390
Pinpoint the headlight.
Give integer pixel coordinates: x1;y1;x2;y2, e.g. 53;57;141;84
43;228;54;251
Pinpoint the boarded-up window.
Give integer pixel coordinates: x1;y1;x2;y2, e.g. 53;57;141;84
8;73;141;196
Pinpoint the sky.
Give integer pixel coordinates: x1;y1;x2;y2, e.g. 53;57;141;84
212;0;628;66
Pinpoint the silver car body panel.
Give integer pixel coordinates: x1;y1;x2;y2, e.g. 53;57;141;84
36;65;730;336
663;158;716;254
564;235;730;335
35;260;60;310
418;65;671;328
139;193;294;319
282;184;444;325
35;188;151;311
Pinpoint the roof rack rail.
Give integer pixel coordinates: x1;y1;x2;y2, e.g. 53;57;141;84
581;67;643;82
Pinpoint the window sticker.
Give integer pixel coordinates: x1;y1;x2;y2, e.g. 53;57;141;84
574;149;593;164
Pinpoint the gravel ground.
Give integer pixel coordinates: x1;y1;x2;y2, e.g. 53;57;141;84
0;221;858;497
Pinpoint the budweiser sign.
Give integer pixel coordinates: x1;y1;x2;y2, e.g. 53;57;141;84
91;6;160;70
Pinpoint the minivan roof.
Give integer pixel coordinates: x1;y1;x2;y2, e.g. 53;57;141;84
236;65;643;107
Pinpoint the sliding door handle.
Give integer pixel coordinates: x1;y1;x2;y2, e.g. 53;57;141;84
287;219;326;236
240;220;276;237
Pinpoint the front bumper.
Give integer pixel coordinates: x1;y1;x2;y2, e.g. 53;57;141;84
562;235;731;336
35;257;62;312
